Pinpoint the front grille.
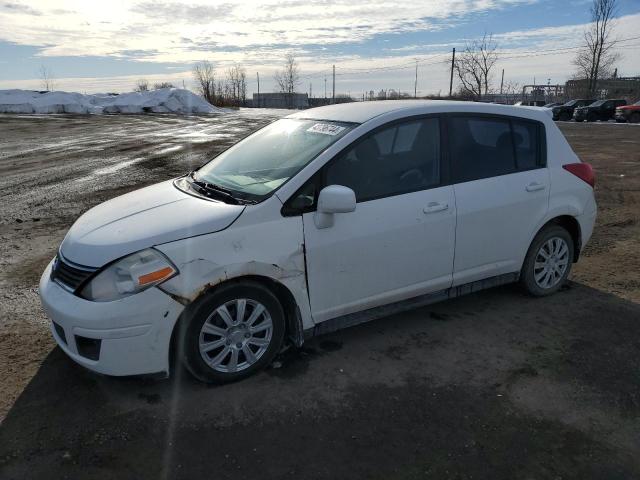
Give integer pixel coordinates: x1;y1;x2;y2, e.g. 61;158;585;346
51;254;98;292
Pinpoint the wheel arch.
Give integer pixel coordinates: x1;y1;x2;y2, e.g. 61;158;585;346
168;274;304;373
538;215;582;262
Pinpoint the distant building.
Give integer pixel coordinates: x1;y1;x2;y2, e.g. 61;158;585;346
251;92;309;109
565;77;640;100
308;97;353;107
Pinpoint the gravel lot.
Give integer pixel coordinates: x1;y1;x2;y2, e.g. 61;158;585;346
0;112;639;479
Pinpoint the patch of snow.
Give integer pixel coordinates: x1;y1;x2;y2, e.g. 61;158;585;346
0;88;225;115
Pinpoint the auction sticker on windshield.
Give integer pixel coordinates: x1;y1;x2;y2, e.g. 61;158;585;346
307;123;346;136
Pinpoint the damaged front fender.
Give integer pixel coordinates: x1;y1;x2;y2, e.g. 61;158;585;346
154;214;313;332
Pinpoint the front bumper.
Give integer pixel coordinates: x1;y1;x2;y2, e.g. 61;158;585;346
39;260;185;376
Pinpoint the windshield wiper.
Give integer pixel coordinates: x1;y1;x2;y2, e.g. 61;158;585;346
187;172;256;205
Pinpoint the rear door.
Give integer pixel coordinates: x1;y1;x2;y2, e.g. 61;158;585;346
291;116;456;323
447;114;549;285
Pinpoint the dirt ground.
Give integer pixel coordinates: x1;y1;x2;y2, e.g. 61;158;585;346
0;113;639;479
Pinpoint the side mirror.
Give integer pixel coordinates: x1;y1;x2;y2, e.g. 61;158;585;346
314;185;356;229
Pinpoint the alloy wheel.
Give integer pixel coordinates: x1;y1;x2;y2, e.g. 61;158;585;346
198;298;273;373
533;237;570;289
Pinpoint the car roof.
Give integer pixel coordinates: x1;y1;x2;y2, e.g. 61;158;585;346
286;100;551;124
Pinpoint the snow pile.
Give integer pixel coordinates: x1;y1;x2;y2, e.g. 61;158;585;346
0;88;224;115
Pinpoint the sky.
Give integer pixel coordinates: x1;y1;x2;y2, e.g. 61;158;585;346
0;0;638;97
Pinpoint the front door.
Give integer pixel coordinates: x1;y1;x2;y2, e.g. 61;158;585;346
300;116;456;323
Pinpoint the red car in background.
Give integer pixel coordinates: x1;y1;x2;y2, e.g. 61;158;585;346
616;101;640;123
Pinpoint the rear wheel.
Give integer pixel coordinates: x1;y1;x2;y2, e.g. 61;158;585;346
629;112;640;124
521;225;574;297
181;282;285;383
559;111;571;121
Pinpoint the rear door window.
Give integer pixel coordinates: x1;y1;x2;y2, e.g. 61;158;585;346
449;115;544;183
449;116;515;183
512;120;540;170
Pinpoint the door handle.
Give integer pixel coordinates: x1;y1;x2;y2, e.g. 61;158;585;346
525;182;546;192
423;202;448;214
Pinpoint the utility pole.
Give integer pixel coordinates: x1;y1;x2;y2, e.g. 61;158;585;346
449;47;456;98
332;65;335;104
414;59;418;98
500;68;504;95
256;72;260;107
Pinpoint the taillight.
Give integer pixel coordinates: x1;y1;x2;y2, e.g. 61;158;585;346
563;163;595;188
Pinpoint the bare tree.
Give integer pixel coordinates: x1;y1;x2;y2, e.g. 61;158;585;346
574;0;619;97
153;82;175;90
226;64;247;107
502;80;520;95
38;65;55;91
454;33;498;100
134;79;149;92
274;54;300;108
193;61;216;104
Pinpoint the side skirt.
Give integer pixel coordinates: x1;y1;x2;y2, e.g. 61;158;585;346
306;272;519;338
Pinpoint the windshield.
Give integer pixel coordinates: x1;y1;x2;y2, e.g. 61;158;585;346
564;100;578;106
193;118;354;201
590;100;605;107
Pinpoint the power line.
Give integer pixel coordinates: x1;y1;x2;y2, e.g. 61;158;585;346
296;34;640;80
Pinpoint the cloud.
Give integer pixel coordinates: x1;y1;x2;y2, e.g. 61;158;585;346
2;2;41;15
131;2;236;25
0;0;537;63
0;1;638;95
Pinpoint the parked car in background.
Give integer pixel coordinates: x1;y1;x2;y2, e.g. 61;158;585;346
515;100;547;107
552;99;596;121
39;101;597;383
574;99;627;122
543;102;563;108
615;100;640;123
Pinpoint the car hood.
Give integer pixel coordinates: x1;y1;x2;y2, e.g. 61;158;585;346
60;180;245;267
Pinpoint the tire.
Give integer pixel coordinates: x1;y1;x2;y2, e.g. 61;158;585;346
559;111;571;121
587;112;598;122
180;281;286;383
520;225;575;297
630;112;640;124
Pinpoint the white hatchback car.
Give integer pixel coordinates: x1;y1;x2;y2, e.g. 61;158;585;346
40;101;597;383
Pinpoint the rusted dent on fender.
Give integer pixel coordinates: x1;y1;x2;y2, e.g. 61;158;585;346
159;258;305;304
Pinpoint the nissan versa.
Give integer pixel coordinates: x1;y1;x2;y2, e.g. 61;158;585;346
39;101;597;383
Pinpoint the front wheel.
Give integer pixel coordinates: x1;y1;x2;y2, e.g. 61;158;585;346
520;225;574;297
181;282;285;383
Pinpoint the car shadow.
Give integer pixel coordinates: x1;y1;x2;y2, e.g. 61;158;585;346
1;281;640;480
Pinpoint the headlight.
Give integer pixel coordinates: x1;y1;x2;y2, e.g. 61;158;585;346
80;248;178;302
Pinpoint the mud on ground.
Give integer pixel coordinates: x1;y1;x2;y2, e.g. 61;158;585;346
0;114;639;479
